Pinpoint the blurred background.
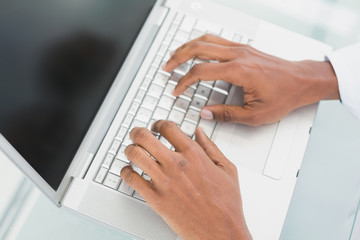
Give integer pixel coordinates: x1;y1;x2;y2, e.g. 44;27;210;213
1;0;359;239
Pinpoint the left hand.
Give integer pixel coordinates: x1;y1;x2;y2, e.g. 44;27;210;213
120;120;252;240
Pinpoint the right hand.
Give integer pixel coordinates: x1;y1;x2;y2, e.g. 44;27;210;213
163;34;340;126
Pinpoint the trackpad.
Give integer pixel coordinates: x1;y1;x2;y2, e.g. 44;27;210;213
212;122;278;174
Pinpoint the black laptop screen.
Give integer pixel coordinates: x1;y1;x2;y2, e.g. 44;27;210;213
0;0;156;190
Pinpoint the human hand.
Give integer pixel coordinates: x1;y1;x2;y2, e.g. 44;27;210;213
163;34;340;126
120;120;252;240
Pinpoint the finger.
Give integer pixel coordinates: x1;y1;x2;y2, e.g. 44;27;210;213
200;104;258;125
120;166;156;201
173;34;242;56
124;144;163;182
173;62;231;96
163;42;239;72
151;120;192;152
130;127;172;163
194;127;228;166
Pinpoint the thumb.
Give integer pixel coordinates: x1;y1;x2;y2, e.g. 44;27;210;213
200;104;253;124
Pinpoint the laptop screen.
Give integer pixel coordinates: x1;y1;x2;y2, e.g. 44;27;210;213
0;0;156;190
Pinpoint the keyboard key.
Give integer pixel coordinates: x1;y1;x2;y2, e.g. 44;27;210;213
109;140;121;155
214;80;231;94
146;66;157;79
116;145;130;163
134;90;146;103
118;180;135;196
147;84;164;99
169;40;184;52
152;55;163;68
141;77;152;91
110;159;129;176
153;72;170;87
143;174;151;181
181;121;197;137
173;98;190;113
200;80;215;88
147;119;157;131
159;136;173;149
168;23;179;36
130;120;147;130
121;114;134;128
185;109;201;124
174;29;190;42
163;83;176;98
207;91;227;105
95;167;108;184
104;173;121;190
135;107;152;123
131;163;144;176
193;58;208;65
195;85;212;100
128;102;140;115
115;127;127;141
220;29;234;41
189;29;205;40
158;43;168;56
232;33;243;43
173;12;184;25
168;109;185;125
122;132;133;146
179;15;196;33
153;107;170;121
190;97;207;111
133;191;145;201
174;63;191;75
169;72;183;85
103;153;115;169
158;95;175;110
181;87;195;101
142;95;158;111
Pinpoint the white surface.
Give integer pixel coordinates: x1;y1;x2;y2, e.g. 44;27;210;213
0;151;24;218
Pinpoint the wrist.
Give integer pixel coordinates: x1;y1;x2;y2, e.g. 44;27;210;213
293;60;340;108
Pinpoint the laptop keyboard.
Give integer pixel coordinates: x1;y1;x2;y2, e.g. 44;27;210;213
93;12;254;201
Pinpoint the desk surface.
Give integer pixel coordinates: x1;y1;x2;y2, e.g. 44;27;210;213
1;0;360;239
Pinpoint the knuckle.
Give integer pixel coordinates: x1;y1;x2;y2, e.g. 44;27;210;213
222;109;233;123
131;127;149;141
201;34;215;41
128;146;143;160
190;41;202;51
123;170;137;185
228;161;238;173
160;121;177;133
190;63;203;75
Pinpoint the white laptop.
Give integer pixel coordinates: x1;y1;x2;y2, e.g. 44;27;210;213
0;0;333;239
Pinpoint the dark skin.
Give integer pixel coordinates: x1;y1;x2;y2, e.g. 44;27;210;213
120;35;340;240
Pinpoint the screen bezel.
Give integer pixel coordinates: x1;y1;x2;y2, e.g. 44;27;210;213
0;0;166;205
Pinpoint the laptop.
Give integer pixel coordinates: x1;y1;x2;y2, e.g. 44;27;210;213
0;0;333;239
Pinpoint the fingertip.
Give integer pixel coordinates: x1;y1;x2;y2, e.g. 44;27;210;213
200;108;213;120
120;165;132;178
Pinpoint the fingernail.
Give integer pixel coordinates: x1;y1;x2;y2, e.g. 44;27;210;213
170;50;175;57
200;109;213;120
